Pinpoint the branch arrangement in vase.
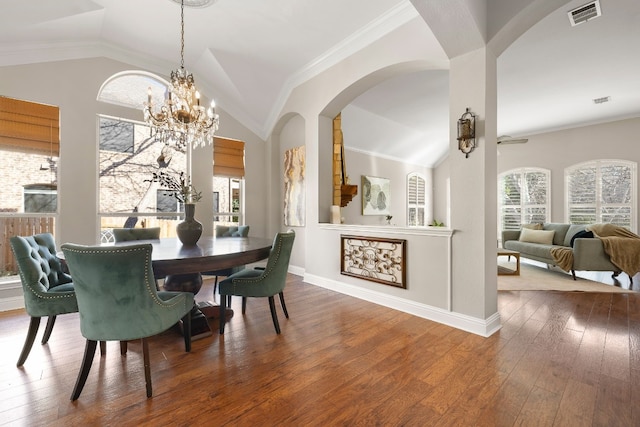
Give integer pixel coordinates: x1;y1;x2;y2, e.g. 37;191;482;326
147;171;202;204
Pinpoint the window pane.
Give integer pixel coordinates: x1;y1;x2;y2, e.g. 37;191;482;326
213;177;241;226
601;206;631;227
24;185;57;213
407;173;426;227
99;117;134;153
0;150;58;213
501;207;522;230
601;165;631;204
523;207;546;224
417;207;425;226
523;172;547;204
568;167;596;204
500;173;521;205
498;168;549;233
568;206;597;224
99;116;186;215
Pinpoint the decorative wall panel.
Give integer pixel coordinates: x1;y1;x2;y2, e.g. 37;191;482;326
340;234;406;288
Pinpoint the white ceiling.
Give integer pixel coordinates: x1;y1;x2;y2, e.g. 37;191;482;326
1;0;639;167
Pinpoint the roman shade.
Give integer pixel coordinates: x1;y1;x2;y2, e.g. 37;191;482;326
0;96;60;156
213;136;245;178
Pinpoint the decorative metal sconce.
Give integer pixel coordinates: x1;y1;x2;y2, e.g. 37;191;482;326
457;108;476;158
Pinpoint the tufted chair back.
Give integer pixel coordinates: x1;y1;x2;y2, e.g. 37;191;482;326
9;233;78;366
10;233;75;317
113;227;161;242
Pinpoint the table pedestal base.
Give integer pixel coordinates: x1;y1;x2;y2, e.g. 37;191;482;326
165;273;212;340
198;300;234;319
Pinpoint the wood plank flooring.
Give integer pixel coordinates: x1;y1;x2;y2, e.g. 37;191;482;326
1;274;639;426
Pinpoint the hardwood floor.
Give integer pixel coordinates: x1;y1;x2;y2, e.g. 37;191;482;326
1;274;639;426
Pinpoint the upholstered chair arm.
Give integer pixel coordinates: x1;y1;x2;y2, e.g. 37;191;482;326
501;230;521;246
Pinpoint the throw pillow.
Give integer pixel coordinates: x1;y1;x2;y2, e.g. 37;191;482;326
570;230;594;247
521;223;543;230
519;228;555;245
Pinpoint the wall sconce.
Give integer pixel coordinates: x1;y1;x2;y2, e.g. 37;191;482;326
457;107;476;158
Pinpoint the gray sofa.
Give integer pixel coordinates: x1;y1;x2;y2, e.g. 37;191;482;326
502;223;620;280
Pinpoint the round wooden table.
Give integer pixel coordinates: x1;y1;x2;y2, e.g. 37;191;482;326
121;236;273;339
145;236;273;278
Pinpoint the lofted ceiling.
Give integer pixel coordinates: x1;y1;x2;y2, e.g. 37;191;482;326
1;0;639;167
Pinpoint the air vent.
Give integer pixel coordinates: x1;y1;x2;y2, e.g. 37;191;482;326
593;96;611;104
568;1;601;26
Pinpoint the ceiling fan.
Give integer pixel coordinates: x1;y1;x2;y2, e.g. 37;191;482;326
497;135;529;145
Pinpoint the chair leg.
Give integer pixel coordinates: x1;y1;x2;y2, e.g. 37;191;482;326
120;341;128;355
99;341;107;356
268;296;281;334
213;276;219;300
242;297;247;314
71;340;98;401
17;316;41;367
279;292;289;319
142;338;152;398
41;315;57;344
571;269;577;280
182;312;191;352
219;294;227;334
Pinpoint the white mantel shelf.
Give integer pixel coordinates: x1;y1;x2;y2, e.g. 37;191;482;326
318;223;454;237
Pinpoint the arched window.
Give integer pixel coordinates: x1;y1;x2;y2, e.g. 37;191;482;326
407;172;426;226
566;160;636;232
97;71;168;109
498;168;550;231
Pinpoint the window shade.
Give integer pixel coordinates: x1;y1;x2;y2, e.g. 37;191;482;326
213;136;245;178
0;96;60;156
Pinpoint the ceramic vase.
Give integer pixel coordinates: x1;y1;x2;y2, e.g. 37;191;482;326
176;203;202;246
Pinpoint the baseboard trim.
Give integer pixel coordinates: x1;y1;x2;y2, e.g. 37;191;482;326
304;272;501;337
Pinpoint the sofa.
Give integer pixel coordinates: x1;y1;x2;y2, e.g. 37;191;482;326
502;223;620;280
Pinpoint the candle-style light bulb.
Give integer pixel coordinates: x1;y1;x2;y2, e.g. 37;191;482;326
147;87;152;103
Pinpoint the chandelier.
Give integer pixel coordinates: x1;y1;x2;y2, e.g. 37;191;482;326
144;0;219;151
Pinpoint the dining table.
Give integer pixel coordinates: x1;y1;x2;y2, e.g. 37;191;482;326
109;236;274;339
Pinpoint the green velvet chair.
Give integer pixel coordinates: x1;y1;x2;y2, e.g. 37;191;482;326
113;226;163;288
10;233;78;367
61;242;194;400
203;225;250;302
219;230;295;335
112;227;161;242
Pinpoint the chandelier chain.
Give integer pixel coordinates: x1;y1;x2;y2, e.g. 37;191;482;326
180;0;185;69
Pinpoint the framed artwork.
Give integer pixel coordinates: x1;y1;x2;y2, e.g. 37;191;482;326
340;235;406;288
284;146;305;226
362;175;390;215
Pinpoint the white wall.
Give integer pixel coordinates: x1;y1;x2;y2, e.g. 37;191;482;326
339;148;432;227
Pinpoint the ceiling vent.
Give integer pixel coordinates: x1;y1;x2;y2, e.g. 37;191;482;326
568;1;602;26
